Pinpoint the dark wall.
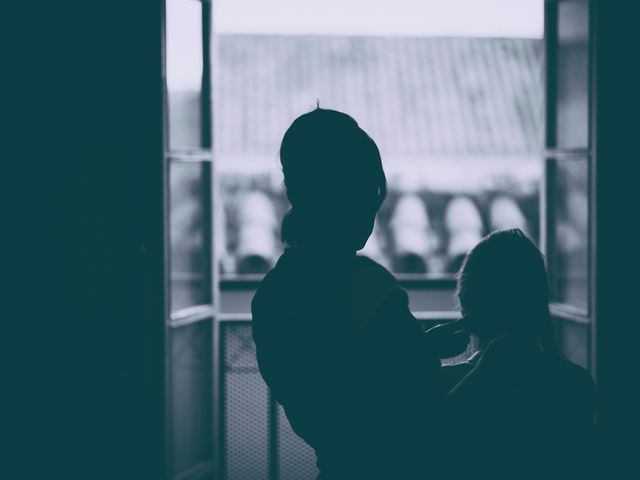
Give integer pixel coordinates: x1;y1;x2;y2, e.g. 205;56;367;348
4;2;165;479
593;0;640;474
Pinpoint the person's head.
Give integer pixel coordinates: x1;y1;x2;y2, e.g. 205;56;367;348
279;108;387;251
456;229;556;348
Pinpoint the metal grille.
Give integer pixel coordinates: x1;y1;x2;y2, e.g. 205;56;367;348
223;324;270;480
220;319;476;480
277;404;319;480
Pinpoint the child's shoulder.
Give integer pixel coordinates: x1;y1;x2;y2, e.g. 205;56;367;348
557;357;597;407
442;362;476;392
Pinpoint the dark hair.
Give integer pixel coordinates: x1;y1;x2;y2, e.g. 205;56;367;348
457;229;557;352
279;108;387;250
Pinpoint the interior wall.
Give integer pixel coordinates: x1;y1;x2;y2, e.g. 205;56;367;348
593;0;640;474
4;2;165;479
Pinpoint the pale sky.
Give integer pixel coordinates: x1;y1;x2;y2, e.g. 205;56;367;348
214;0;544;38
168;0;543;90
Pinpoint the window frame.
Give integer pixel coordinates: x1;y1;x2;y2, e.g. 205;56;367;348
543;0;596;372
163;1;219;479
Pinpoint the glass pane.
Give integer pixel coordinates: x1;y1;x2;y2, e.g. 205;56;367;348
170;161;209;310
166;0;203;148
170;320;213;475
555;0;589;148
555;317;589;369
550;158;589;312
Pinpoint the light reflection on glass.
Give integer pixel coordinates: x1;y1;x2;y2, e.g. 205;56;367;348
555;0;589;148
170;161;208;310
552;158;589;312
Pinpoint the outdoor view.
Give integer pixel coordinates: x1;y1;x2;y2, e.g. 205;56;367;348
211;0;544;277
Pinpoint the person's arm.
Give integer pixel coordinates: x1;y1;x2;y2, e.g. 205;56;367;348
368;286;444;435
424;319;471;361
446;334;528;399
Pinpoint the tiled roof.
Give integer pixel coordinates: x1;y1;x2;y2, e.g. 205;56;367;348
213;35;542;159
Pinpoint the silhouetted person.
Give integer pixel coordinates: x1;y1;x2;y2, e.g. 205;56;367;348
442;229;597;479
251;108;445;480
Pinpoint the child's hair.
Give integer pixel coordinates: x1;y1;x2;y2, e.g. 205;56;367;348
279;108;387;250
457;229;558;352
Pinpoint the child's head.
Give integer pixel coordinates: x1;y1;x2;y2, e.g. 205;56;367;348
456;229;553;345
279;108;387;251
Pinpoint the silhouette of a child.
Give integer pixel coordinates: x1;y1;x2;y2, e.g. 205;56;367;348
443;229;597;478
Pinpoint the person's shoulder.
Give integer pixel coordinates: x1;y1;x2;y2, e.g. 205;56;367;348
353;254;399;288
352;254;407;303
554;356;595;388
564;359;596;398
442;362;475;391
251;250;294;316
551;356;597;417
347;254;411;325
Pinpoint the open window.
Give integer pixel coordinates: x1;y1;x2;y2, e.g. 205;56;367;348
163;1;217;479
161;1;595;479
212;1;546;323
207;4;546;476
544;0;593;370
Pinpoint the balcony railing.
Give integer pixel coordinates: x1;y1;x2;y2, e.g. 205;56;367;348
216;312;477;480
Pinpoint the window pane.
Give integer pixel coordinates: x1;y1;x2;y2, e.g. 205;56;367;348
170;320;213;475
550;158;589;312
166;0;203;148
555;317;589;369
554;0;589;148
170;161;210;310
